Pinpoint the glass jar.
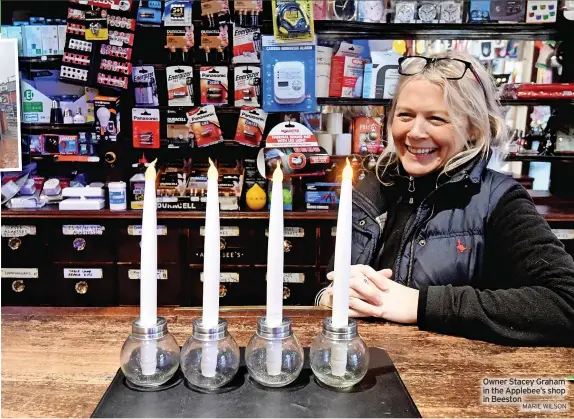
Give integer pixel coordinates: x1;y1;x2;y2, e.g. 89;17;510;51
180;318;240;390
310;317;369;388
245;317;304;387
120;317;180;387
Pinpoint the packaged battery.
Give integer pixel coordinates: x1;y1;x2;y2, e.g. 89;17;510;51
234;65;260;107
200;66;228;105
166;65;194;106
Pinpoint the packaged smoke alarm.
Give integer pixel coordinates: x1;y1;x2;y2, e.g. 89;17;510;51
132;66;159;106
234;66;261;107
232;26;261;63
187;105;224;147
132;108;160;148
234;107;267;147
166;66;194;106
200;66;228;106
166;109;192;148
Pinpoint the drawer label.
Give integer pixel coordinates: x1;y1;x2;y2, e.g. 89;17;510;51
62;225;105;235
552;229;574;240
331;227;337;237
128;225;168;236
1;268;39;278
265;227;305;238
2;225;37;237
196;251;244;260
266;273;305;283
201;272;239;283
64;268;103;279
128;269;168;280
200;226;240;237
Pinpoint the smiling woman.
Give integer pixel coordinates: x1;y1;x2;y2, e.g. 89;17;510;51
317;52;574;347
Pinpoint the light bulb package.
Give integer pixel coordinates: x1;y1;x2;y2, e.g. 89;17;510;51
163;0;193;26
132;66;159;107
166;65;194;106
234;66;261;107
272;0;315;43
261;36;316;113
132;108;160;148
187;105;224;147
200;66;228;105
232;25;261;64
94;96;121;142
234;106;267;147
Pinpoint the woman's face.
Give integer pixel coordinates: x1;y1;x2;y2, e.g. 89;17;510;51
392;79;465;177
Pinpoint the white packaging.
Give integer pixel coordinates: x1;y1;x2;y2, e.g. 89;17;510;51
232;26;260;64
5;27;24;56
335;133;352;155
234;66;261;107
41;26;59;55
316;46;333;98
363;50;401;99
326;113;343;134
57;25;67;55
22;26;43;57
166;65;194;106
317;133;333;155
108;181;127;210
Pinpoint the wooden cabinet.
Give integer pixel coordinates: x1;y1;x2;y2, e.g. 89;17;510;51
52;264;117;306
1;267;52;306
189;221;253;265
117;222;185;264
117;263;183;306
189;266;261;306
52;223;114;263
254;221;317;266
1;224;47;268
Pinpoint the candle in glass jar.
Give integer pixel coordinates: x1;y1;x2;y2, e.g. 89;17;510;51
266;161;284;328
140;159;158;327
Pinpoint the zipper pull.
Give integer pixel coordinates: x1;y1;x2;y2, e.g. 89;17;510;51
408;176;415;203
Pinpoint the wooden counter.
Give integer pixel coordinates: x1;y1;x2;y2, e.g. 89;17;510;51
2;306;573;418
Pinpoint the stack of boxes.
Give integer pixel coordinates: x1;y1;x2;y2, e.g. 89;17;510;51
1;24;67;57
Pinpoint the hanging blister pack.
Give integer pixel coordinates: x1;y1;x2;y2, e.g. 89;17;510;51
163;0;193;26
166;109;192;147
132;108;160;148
232;25;261;64
234;66;261;107
132;66;159;107
200;66;228;106
85;7;109;41
200;0;231;27
234;0;263;27
137;0;163;25
234;107;267;147
187;105;224;147
272;0;314;43
200;24;229;64
166;66;194;106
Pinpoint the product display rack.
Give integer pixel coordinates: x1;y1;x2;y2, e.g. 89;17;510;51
3;1;574;309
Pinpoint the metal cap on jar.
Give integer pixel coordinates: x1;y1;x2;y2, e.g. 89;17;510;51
132;316;168;339
322;317;358;341
192;318;228;341
256;316;292;339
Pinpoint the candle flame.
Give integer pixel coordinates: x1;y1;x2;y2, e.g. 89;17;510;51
272;161;283;183
145;159;157;181
343;158;353;181
208;158;218;181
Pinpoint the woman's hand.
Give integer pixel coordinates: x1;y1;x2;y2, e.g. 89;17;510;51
323;265;419;324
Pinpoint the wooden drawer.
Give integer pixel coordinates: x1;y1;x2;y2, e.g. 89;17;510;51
189;221;252;265
189;267;264;307
1;224;46;267
118;264;182;306
53;264;117;306
252;267;320;307
254;222;317;266
117;223;185;263
1;267;53;306
52;223;114;262
319;223;337;266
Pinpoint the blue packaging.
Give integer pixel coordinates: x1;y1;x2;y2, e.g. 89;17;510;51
137;0;164;25
261;36;316;113
305;182;341;210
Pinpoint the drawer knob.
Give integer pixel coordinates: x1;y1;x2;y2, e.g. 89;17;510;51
73;238;86;251
283;240;292;253
220;238;226;250
75;281;88;294
283;286;291;300
12;280;25;293
8;237;22;250
219;284;227;298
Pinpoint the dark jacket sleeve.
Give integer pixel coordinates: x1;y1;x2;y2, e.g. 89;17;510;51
418;185;574;346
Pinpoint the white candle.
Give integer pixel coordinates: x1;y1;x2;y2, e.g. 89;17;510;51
140;159;158;376
201;159;220;378
140;159;158;327
266;162;284;327
202;158;220;328
332;158;353;328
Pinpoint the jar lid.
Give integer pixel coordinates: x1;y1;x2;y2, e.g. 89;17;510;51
132;316;168;339
257;316;292;339
108;181;126;188
322;317;358;340
192;318;228;341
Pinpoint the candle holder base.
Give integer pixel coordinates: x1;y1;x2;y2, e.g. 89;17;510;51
309;317;369;389
245;317;305;388
124;369;184;392
180;318;240;391
120;317;181;389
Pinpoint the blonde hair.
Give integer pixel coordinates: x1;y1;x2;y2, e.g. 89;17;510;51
377;52;508;182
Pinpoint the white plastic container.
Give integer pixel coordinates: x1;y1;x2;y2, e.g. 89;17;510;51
335;133;352;156
108;181;127;211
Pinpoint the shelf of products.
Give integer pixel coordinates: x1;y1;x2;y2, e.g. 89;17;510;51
20;123;96;133
505;153;574;162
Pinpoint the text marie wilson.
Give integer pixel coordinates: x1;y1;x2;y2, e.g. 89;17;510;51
483;378;567;386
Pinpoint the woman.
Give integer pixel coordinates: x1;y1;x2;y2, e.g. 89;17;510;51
317;52;574;346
